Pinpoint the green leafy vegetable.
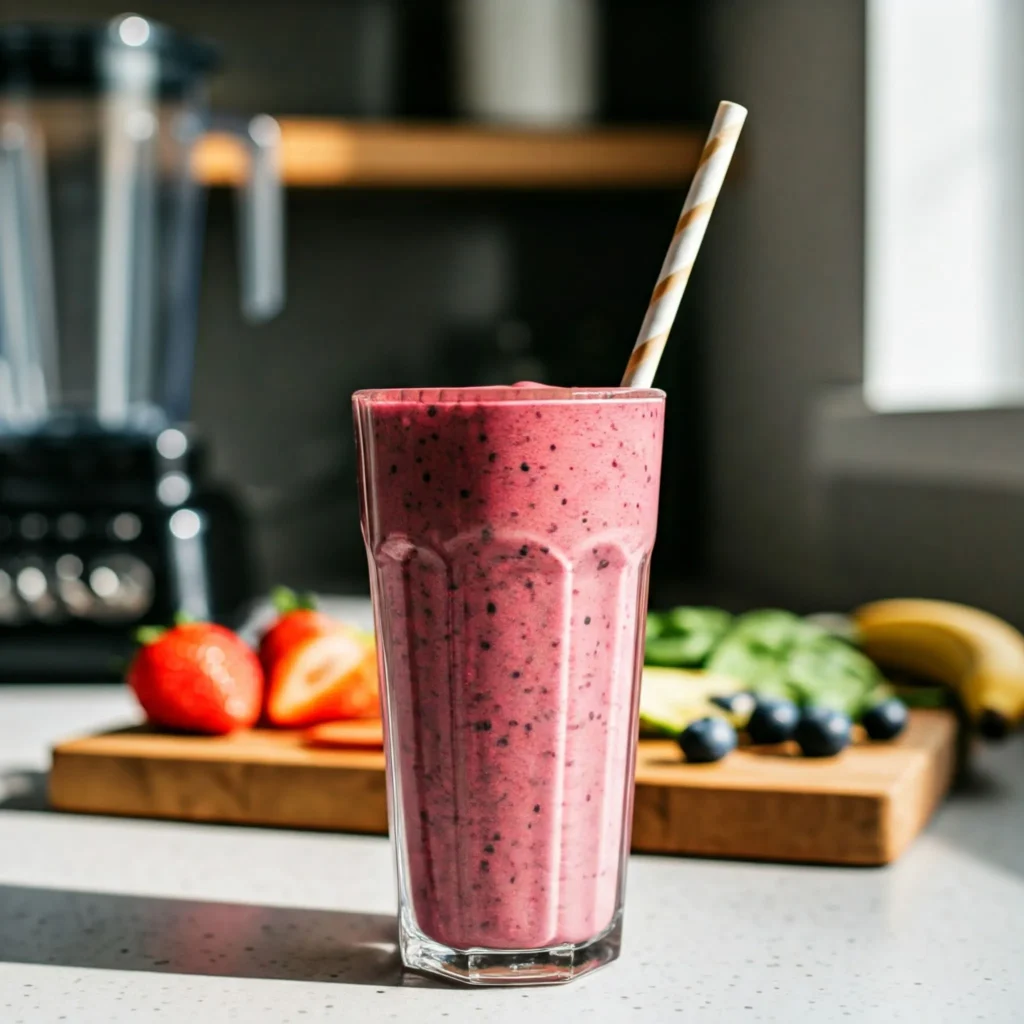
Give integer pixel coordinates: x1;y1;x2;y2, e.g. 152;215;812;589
647;605;887;717
645;606;733;667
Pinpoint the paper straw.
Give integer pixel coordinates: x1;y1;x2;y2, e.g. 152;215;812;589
621;101;747;388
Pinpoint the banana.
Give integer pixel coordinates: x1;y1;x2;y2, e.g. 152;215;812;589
853;599;1024;737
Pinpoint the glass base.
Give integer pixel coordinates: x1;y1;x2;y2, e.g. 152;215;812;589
399;909;622;986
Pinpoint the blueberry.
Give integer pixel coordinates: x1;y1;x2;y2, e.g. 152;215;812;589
795;707;852;758
861;698;908;741
747;698;800;744
678;717;737;763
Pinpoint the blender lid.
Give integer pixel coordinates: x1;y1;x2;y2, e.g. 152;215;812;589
0;14;220;95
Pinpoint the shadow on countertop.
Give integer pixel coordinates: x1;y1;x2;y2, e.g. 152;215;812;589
0;884;447;988
926;738;1024;882
0;770;48;812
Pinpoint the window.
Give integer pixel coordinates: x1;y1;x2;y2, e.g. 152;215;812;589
865;0;1024;411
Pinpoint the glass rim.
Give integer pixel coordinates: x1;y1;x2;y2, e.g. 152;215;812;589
352;385;666;406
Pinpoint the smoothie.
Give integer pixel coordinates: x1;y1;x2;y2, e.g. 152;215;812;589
354;385;664;955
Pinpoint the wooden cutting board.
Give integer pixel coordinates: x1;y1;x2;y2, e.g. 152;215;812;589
49;710;956;865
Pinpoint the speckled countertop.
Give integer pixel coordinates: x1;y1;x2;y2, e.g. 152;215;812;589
1;684;1022;1024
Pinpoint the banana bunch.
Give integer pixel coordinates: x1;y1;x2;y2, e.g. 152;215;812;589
854;599;1024;738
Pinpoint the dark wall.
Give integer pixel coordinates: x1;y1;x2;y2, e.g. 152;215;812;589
698;0;867;610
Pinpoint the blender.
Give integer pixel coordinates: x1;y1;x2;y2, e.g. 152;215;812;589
0;13;285;679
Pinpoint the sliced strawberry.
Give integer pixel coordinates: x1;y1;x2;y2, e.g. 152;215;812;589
303;718;384;750
265;626;380;727
127;622;263;735
258;588;337;673
260;608;337;673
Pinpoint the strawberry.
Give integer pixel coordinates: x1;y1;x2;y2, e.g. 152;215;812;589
259;590;379;727
258;588;337;675
265;626;380;727
303;718;384;750
127;622;263;735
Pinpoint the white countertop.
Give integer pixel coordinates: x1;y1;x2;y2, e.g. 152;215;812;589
1;684;1022;1023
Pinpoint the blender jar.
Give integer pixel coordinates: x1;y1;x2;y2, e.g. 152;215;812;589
0;13;284;434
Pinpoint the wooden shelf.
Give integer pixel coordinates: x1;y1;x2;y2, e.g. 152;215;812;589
194;119;706;189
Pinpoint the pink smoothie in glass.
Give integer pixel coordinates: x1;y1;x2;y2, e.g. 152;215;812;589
355;385;664;953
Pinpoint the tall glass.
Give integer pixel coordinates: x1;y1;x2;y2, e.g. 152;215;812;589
354;385;665;985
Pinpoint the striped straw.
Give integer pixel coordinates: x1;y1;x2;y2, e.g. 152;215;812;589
621;100;747;388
